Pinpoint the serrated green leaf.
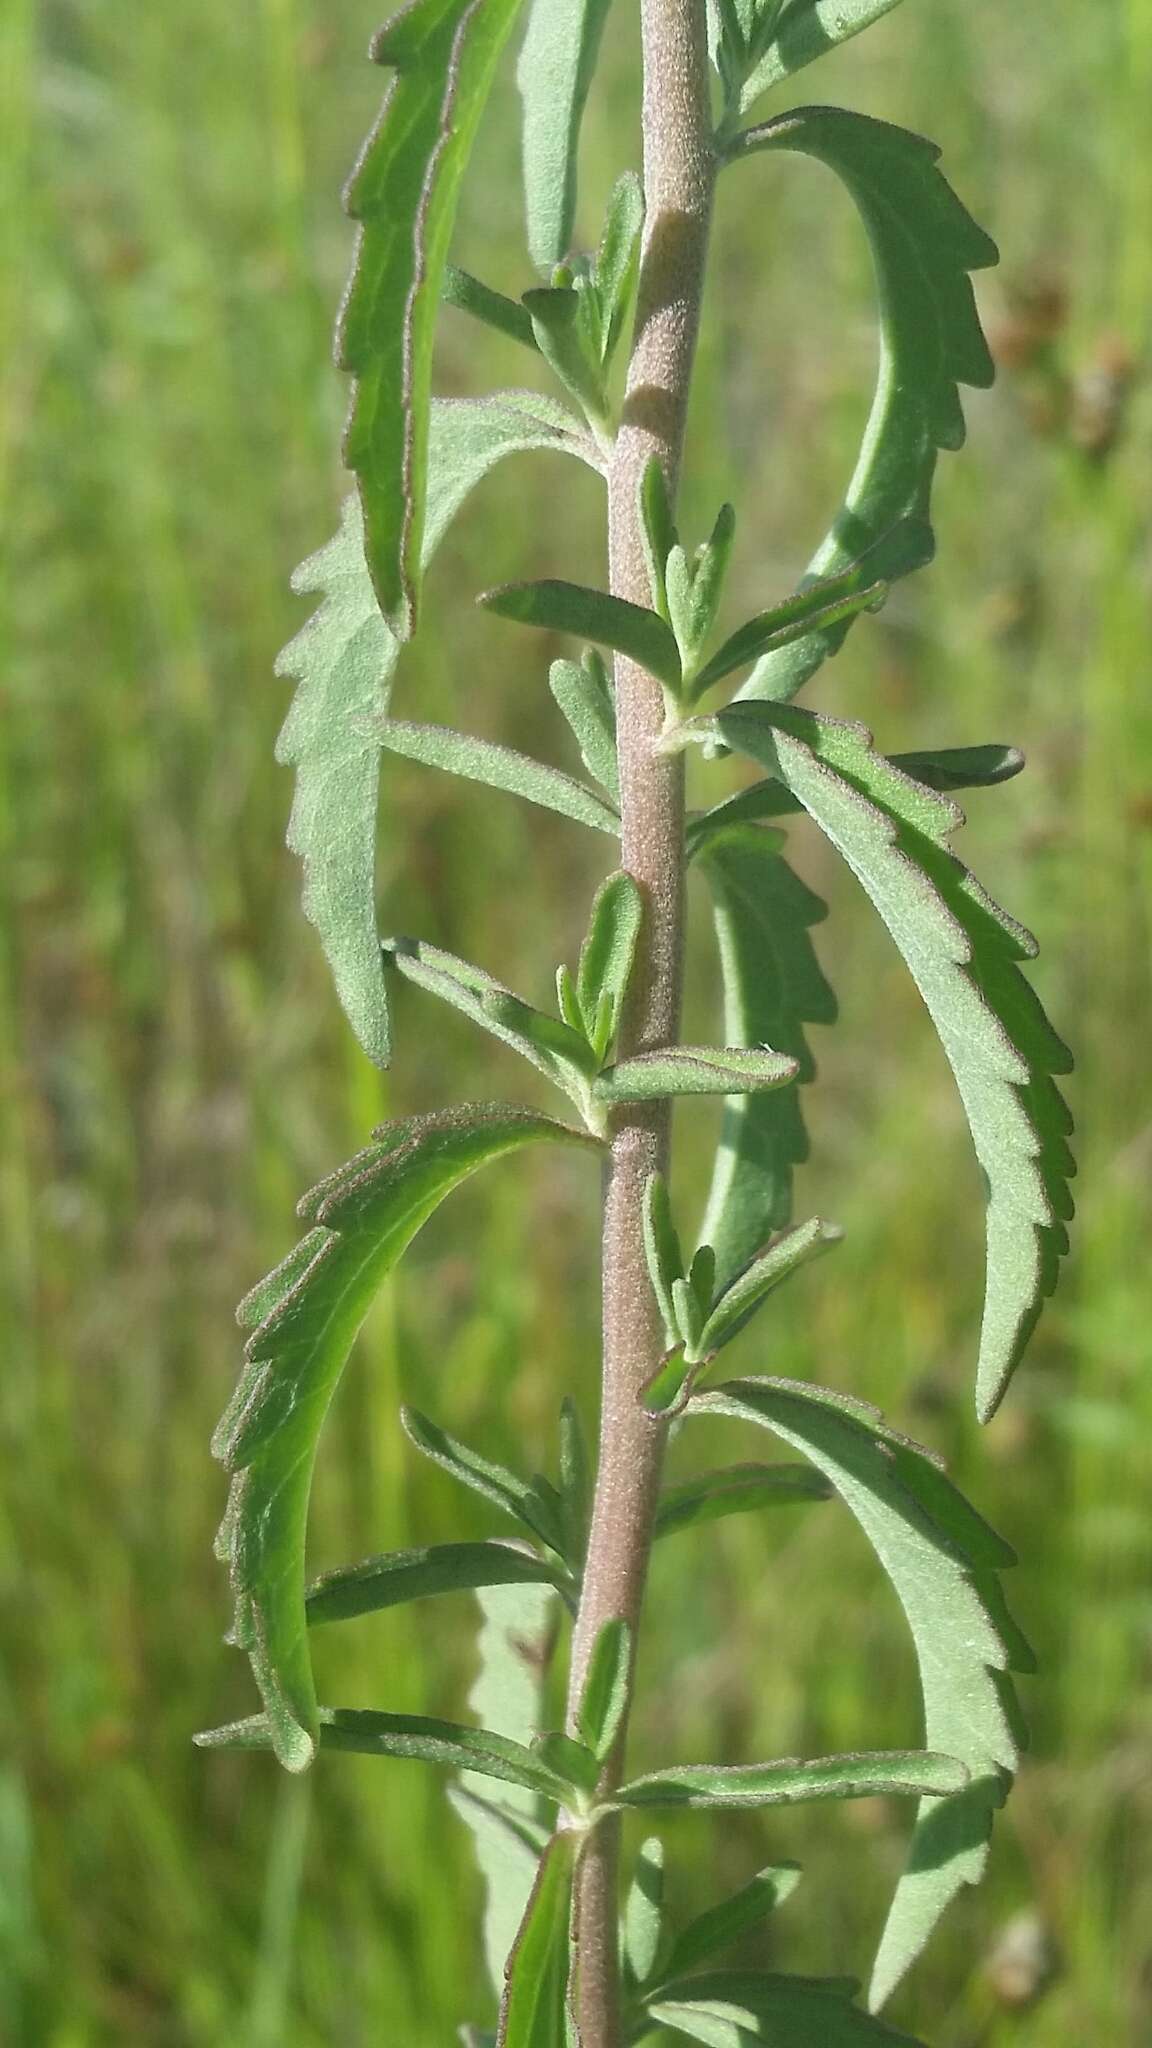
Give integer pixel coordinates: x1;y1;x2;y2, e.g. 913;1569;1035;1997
518;0;615;271
549;654;620;799
338;0;530;631
694;826;836;1288
304;1540;568;1627
687;744;1025;849
401;1404;573;1561
722;107;996;706
212;1106;592;1769
277;391;593;1066
653;1462;831;1541
577;870;644;1053
715;702;1074;1417
596;1044;798;1108
658;1865;800;1982
649;1969;926;2047
623;1838;667;1990
576;1619;632;1763
454;1581;558;1991
686;1377;1032;2007
694;1217;841;1361
480;579;682;688
740;0;908;108
443;263;540;349
497;1830;578;2046
380;719;620;833
615;1748;966;1812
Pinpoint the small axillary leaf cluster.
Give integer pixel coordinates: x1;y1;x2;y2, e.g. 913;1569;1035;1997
200;1;1074;2043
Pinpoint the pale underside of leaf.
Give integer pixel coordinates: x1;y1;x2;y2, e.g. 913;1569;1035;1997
715;703;1073;1419
338;0;530;630
517;0;615;271
212;1105;593;1771
275;392;594;1066
695;825;836;1288
687;1376;1032;2007
649;1968;926;2047
723;106;997;707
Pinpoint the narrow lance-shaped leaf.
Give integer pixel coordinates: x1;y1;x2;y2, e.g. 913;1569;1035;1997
595;1043;798;1109
653;1462;831;1540
576;1619;631;1762
452;1581;558;1993
687;743;1025;847
693;1216;842;1361
716;701;1074;1419
694;823;836;1289
378;719;619;834
722;107;997;706
615;1748;966;1813
496;1831;578;2046
479;578;682;690
518;0;615;271
549;653;619;799
211;1105;596;1770
277;391;595;1066
442;263;539;349
648;1969;927;2048
401;1404;573;1561
338;0;531;632
658;1864;801;1983
622;1838;667;1990
739;0;909;110
686;1377;1033;2008
304;1541;567;1628
195;1705;570;1800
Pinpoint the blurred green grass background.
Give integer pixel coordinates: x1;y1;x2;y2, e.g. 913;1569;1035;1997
3;0;1152;2041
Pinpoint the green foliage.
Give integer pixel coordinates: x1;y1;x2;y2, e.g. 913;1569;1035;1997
277;393;595;1065
206;5;1073;2039
518;0;616;271
721;105;996;706
338;0;530;631
211;1106;594;1769
711;702;1074;1419
687;1379;1031;2007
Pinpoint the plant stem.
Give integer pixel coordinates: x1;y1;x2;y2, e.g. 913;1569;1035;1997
566;5;715;2039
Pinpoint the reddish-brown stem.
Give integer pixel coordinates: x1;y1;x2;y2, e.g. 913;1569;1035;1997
566;6;716;2041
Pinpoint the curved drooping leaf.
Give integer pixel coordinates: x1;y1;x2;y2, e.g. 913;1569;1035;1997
378;719;619;833
648;1968;925;2047
194;1705;569;1798
452;1581;558;1993
615;1749;966;1813
304;1541;566;1627
722;106;997;706
276;392;595;1066
211;1105;596;1771
693;824;836;1288
496;1830;578;2046
739;0;909;111
338;0;531;631
714;702;1074;1418
687;1377;1032;2007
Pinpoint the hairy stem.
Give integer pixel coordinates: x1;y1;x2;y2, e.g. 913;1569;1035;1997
566;5;716;2039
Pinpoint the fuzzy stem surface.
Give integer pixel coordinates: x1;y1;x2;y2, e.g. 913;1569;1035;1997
566;5;716;2040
